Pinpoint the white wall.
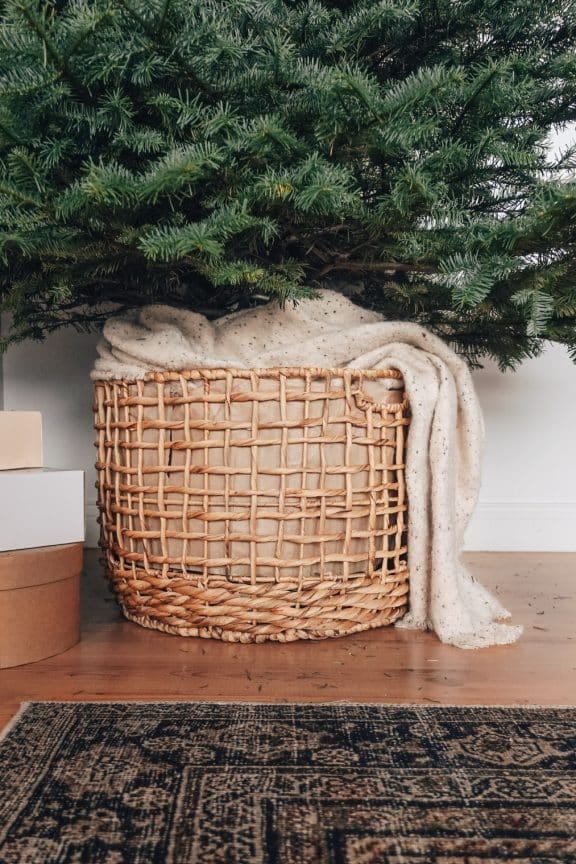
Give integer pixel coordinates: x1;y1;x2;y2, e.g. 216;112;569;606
467;343;576;551
1;327;575;550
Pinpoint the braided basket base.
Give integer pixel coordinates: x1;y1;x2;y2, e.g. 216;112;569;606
108;564;410;643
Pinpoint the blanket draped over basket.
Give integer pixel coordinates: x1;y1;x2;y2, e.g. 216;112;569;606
93;289;522;649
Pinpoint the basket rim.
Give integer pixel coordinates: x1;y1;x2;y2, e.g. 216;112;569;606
94;366;405;384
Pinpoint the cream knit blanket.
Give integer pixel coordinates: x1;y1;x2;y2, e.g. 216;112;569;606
93;289;522;649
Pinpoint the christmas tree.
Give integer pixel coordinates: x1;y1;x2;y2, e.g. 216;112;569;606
1;0;576;367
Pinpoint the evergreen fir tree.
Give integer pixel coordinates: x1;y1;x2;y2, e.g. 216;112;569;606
1;0;576;366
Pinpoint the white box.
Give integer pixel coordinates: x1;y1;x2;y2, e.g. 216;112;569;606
0;412;43;470
0;469;84;552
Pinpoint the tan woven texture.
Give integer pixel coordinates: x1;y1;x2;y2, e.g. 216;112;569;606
94;368;410;642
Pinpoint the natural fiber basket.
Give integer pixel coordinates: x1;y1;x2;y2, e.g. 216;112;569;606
94;367;410;642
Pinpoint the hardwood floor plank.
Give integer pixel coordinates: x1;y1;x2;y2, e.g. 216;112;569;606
0;552;574;730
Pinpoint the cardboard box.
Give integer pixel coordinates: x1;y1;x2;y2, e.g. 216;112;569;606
0;411;43;470
0;543;82;668
0;468;84;552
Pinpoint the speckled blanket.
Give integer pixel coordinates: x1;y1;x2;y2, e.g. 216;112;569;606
93;290;522;648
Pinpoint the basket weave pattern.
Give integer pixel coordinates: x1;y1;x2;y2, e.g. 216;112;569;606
94;368;410;642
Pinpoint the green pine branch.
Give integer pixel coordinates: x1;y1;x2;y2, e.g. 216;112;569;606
0;0;575;366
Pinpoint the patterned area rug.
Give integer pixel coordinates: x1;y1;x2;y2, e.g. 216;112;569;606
0;703;575;863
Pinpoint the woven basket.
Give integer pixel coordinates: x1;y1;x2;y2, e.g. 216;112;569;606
94;367;410;642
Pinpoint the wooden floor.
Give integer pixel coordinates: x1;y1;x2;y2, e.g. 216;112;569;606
1;551;574;731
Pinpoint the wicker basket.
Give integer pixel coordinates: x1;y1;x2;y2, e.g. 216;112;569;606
94;367;410;642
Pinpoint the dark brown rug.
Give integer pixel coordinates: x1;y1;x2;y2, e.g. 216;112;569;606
0;702;574;863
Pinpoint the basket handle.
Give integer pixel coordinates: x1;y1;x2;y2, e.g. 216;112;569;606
353;387;409;414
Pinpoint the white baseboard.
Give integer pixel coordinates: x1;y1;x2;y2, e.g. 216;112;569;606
464;502;576;552
85;503;100;549
84;501;576;553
